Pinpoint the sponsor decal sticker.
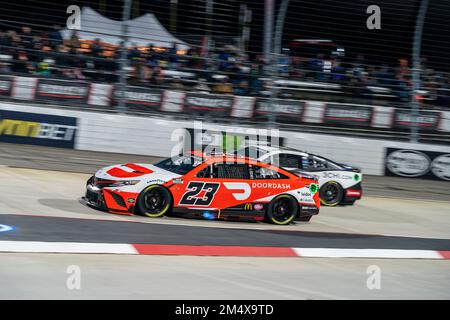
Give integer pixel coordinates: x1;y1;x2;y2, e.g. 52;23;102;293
386;150;430;177
309;183;318;194
251;182;291;189
431;154;450;181
223;182;251;200
254;204;264;210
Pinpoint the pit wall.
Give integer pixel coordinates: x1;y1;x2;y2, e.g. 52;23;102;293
1;101;450;176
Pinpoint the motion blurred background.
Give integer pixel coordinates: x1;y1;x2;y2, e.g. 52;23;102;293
0;0;449;143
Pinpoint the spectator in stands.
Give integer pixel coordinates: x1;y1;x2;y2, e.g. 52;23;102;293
13;50;29;74
133;58;151;83
49;25;63;49
168;42;179;70
91;38;104;58
2;24;450;109
37;60;52;77
193;78;211;94
68;30;80;54
234;80;250;95
128;44;141;65
150;66;165;87
0;30;9;53
186;48;202;70
19;27;33;50
0;61;11;73
170;76;185;91
213;76;233;94
330;58;345;82
309;54;325;81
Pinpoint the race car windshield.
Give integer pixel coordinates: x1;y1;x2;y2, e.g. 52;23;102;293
235;147;269;159
154;155;203;175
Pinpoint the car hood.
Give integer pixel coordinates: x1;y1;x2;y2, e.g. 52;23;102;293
94;163;181;182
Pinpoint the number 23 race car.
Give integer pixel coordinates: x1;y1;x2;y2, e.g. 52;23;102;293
82;153;320;225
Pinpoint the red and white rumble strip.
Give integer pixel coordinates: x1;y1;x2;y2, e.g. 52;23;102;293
0;241;450;259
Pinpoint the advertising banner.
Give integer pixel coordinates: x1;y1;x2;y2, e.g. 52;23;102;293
35;79;89;104
0;75;12;97
392;109;441;131
0;110;77;148
184;93;233;116
114;86;162;111
255;98;305;124
323;103;374;127
385;148;450;181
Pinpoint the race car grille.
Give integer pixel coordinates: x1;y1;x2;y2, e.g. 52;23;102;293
86;189;99;203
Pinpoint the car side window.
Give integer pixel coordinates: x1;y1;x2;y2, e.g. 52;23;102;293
250;165;288;179
300;156;328;170
197;165;214;178
278;153;301;169
197;163;250;179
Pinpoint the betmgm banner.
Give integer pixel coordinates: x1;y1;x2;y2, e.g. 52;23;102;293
385;148;450;181
182;126;285;158
0;110;77;148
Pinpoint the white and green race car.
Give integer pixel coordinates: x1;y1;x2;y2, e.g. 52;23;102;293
236;145;362;206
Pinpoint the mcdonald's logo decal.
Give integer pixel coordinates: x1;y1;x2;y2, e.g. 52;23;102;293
244;203;253;211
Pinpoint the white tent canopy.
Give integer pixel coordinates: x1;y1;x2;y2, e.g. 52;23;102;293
60;7;189;50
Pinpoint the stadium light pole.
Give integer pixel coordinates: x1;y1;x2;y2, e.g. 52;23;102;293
117;0;132;114
273;0;290;56
204;0;214;56
263;0;275;72
410;0;430;143
170;0;178;34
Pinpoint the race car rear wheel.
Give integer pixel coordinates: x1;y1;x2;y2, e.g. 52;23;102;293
266;195;298;225
136;185;172;218
319;181;344;206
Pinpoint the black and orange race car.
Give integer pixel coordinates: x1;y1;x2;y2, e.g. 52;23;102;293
81;152;320;225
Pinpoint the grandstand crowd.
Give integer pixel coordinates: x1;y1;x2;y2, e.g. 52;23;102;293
1;26;449;107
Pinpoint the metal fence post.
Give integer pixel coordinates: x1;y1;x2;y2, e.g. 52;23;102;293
117;0;132;114
410;0;430;143
263;0;274;75
273;0;290;56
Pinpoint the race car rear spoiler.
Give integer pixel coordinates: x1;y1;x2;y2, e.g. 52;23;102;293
340;164;361;173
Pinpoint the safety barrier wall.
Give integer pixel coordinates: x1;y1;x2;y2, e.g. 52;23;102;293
2;75;450;132
1;101;450;177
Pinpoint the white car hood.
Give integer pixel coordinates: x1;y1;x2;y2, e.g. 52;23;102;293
94;163;181;182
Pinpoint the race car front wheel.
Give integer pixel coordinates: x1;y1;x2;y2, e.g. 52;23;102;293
136;185;172;218
266;195;298;225
319;181;344;206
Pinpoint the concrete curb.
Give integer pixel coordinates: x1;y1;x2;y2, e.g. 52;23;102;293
1;241;450;259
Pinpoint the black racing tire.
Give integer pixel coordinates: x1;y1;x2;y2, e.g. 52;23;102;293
136;185;172;218
265;194;298;225
319;181;344;206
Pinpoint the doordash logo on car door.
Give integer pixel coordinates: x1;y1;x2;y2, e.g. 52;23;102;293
223;182;251;200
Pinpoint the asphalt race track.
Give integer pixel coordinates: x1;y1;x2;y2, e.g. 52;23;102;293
0;142;450;299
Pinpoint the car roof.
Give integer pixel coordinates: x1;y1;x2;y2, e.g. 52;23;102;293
186;150;295;173
187;150;252;162
247;145;309;155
